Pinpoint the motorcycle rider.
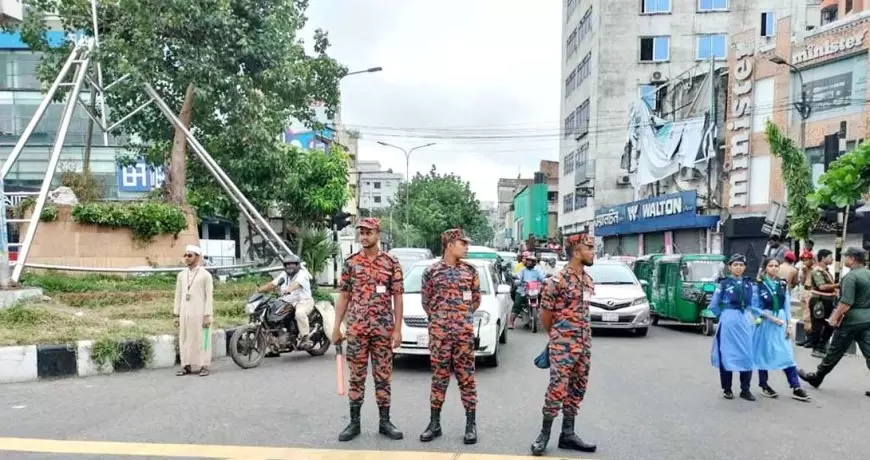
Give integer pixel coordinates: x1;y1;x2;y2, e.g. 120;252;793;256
258;255;316;349
509;253;547;329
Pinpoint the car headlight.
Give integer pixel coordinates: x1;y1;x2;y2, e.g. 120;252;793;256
630;296;648;307
473;310;492;325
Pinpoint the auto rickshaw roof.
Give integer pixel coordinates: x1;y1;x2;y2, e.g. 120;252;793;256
658;254;726;264
634;254;665;262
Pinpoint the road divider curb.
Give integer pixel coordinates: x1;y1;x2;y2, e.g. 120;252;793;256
0;327;242;384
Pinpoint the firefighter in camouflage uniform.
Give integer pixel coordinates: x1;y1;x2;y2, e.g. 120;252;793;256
419;228;481;445
530;233;598;457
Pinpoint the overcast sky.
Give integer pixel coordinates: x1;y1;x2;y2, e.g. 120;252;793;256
305;0;561;203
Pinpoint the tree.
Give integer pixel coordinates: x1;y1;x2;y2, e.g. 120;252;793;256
391;165;490;254
277;145;350;231
12;0;346;207
764;121;818;242
809;140;870;209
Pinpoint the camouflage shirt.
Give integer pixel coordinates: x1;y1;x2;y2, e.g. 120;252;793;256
541;264;594;338
421;260;481;337
339;250;404;334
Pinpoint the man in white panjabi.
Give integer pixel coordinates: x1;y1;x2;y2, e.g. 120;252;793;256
257;255;316;349
174;244;215;377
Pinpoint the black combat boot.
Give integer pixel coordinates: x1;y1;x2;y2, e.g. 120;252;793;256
557;415;597;452
529;414;554;456
798;369;825;388
338;404;361;442
419;408;442;442
378;406;403;440
463;409;478;445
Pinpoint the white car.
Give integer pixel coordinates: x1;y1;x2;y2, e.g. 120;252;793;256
586;260;652;337
396;258;511;367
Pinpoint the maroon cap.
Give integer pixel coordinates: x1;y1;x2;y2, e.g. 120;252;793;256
565;233;595;248
441;228;472;246
356;217;381;231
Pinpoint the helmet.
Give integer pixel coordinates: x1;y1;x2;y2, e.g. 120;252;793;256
282;255;301;277
282;255;301;266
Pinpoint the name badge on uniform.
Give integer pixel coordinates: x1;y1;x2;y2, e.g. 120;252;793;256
463;291;472;301
376;285;387;294
185;293;191;301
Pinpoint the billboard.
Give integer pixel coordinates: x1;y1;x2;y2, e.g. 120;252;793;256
794;53;867;123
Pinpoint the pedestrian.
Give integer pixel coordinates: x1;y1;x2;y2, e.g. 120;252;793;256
331;217;404;442
709;254;757;401
529;233;597;457
766;235;788;264
752;257;811;402
799;247;870;393
510;253;546;329
419;228;480;445
806;250;838;357
777;251;799;290
173;244;214;377
795;249;816;346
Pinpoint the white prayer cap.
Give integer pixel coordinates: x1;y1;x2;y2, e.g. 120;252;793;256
185;244;202;255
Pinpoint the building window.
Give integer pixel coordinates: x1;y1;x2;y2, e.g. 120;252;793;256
639;36;670;62
563;193;575;213
564;152;576;175
0;52;41;90
575;99;590;139
698;0;727;11
641;0;670;14
574;194;588;209
846;0;853;13
374;182;381;189
566;8;593;60
565;69;576;98
566;0;578;22
696;34;727;60
638;84;657;109
576;143;588;167
760;12;775;37
563;113;575;138
373;196;382;204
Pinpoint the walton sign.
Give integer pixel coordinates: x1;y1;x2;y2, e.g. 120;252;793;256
792;31;866;65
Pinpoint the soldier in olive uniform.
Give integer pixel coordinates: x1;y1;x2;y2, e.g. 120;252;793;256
530;234;597;457
800;247;870;395
419;228;481;445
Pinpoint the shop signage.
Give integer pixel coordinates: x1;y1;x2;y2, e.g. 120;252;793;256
117;160;165;193
727;41;753;208
593;190;718;237
792;32;866;65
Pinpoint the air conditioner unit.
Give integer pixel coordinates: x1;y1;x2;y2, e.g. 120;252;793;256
0;0;23;24
678;167;696;181
650;71;666;83
615;175;631;186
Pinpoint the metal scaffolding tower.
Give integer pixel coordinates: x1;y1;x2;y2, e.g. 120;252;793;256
0;30;295;284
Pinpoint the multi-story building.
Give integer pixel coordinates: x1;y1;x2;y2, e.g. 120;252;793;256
723;3;870;269
496;160;559;247
357;160;403;212
558;0;814;236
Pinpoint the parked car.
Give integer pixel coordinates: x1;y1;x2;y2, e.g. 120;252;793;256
395;258;511;367
389;247;434;273
586;259;651;337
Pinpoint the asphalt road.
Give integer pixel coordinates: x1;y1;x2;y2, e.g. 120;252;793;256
0;324;868;460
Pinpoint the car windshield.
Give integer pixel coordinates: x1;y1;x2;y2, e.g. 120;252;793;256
404;263;491;294
586;263;637;285
395;255;427;272
682;260;725;282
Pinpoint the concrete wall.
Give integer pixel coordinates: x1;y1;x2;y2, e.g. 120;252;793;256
22;206;199;269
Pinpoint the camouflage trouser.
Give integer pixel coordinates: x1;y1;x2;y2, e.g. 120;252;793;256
800;290;812;333
542;337;591;417
429;334;478;411
346;331;393;408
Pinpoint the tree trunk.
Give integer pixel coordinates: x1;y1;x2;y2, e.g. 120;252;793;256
166;83;196;204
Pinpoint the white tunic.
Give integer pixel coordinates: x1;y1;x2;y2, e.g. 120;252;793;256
174;266;215;367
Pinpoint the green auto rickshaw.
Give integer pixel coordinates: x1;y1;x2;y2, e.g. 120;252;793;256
649;254;726;336
632;254;664;301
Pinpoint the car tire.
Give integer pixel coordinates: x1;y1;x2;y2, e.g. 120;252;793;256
634;327;649;337
701;317;716;336
499;322;508;344
481;342;499;368
651;314;660;326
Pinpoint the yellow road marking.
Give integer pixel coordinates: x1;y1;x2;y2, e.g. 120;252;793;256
0;437;597;459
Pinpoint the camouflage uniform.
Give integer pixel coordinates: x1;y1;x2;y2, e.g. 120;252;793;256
530;233;597;456
338;217;404;442
420;228;481;445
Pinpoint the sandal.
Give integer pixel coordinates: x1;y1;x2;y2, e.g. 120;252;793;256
198;367;210;377
176;366;192;376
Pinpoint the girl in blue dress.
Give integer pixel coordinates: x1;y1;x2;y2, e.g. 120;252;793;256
752;257;811;402
709;254;757;401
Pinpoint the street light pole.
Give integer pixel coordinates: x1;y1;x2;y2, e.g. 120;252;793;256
377;141;437;246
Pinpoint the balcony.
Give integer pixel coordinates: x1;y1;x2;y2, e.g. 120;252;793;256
574;160;594;186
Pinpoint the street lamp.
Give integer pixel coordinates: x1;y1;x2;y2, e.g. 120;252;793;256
345;67;383;77
376;141;437;246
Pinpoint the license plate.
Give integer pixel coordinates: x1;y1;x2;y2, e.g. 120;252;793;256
602;313;619;322
417;334;429;348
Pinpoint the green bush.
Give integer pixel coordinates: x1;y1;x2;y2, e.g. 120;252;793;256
70;201;188;244
15;197;59;222
22;272;178;293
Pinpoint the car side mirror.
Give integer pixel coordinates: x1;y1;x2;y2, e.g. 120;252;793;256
496;284;511;295
639;280;649;288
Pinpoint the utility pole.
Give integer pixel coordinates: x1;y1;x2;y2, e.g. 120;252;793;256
376;141;436;246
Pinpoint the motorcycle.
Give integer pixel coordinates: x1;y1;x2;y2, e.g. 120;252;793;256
524;280;542;333
229;285;332;369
